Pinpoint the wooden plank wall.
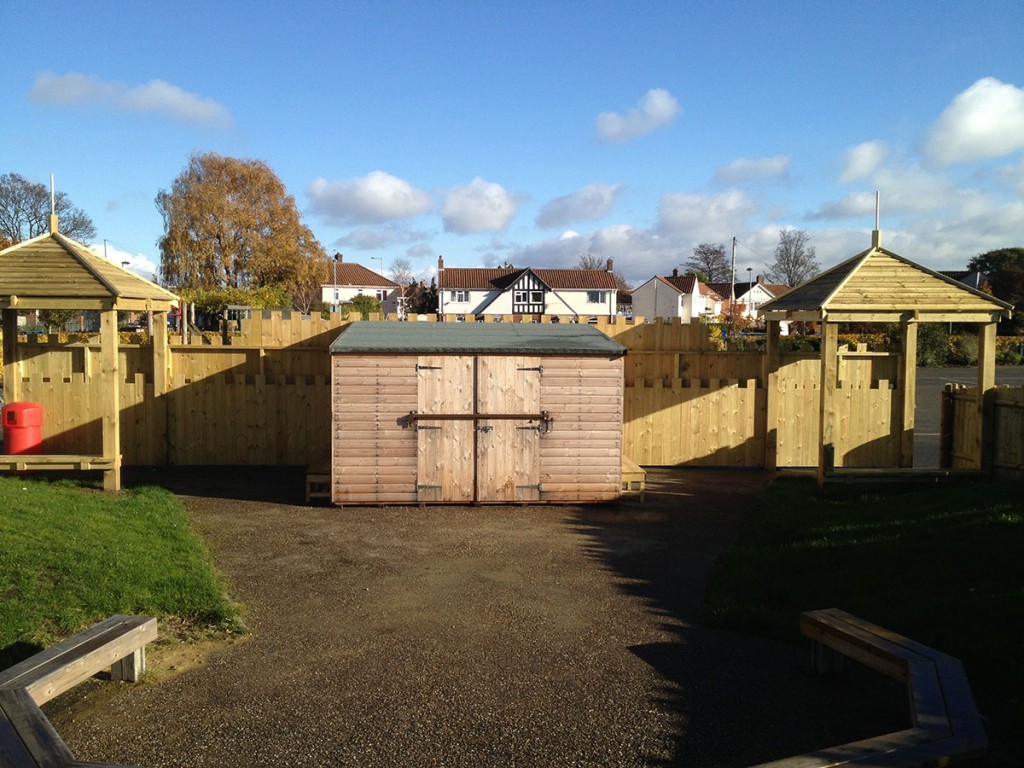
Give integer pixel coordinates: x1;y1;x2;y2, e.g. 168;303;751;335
332;355;418;505
539;356;623;502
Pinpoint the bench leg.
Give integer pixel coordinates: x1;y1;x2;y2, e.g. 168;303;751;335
111;647;146;683
810;640;845;675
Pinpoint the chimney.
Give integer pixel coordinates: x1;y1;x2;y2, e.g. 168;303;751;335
333;252;342;263
438;255;445;272
606;258;613;272
672;267;679;277
757;274;765;285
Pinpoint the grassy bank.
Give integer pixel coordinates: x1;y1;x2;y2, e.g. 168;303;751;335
705;476;1024;748
0;475;240;666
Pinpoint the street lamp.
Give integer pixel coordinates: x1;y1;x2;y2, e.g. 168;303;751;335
332;252;340;313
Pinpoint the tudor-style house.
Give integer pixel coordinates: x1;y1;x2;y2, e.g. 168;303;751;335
437;257;618;317
631;269;723;321
321;254;401;314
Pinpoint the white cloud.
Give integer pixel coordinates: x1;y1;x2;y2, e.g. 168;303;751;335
30;71;233;130
713;155;790;185
441;177;520;234
924;77;1024;165
308;172;433;226
595;88;681;143
535;182;625;228
840;141;890;183
87;242;159;282
657;190;759;241
335;224;432;250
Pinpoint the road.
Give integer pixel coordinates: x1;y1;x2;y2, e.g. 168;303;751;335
914;366;1024;467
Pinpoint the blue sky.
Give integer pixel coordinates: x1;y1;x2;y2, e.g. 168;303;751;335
3;1;1022;288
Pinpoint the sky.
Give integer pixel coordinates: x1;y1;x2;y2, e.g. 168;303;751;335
2;0;1023;289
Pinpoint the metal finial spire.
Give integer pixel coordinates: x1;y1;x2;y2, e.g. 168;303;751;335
871;191;882;248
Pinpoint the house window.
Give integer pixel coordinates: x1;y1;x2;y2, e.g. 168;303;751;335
375;289;388;301
530;290;544;304
450;290;469;302
514;290;528;304
587;291;607;304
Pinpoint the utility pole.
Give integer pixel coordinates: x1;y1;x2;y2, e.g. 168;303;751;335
730;237;737;322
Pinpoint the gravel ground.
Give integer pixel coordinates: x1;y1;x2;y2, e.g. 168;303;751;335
45;467;906;768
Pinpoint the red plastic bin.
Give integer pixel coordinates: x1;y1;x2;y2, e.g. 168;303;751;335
2;402;44;455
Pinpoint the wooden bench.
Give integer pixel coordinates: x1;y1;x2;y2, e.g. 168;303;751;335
0;615;156;767
752;608;987;768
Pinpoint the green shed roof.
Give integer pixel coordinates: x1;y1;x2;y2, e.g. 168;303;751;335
330;321;627;356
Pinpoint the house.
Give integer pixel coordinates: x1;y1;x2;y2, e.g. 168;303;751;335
707;276;786;320
321;254;401;314
631;269;723;321
437;257;618;317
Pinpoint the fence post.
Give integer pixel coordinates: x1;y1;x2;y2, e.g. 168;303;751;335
939;384;954;469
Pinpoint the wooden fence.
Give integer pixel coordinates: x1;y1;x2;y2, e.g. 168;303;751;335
943;384;1024;474
3;312;906;469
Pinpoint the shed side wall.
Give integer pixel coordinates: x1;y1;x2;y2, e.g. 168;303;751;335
540;355;623;501
332;354;418;504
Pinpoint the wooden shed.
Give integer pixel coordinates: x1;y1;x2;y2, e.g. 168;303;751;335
329;322;627;505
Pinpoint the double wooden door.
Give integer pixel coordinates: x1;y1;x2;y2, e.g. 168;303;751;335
415;355;543;503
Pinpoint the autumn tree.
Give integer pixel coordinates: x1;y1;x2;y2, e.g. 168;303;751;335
156;152;325;302
767;228;819;286
685;242;730;282
968;247;1024;335
291;253;332;314
0;173;96;244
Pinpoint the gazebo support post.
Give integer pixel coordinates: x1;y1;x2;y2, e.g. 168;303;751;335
977;321;997;471
100;308;121;491
762;319;781;471
817;319;839;488
898;314;918;468
151;311;171;467
1;309;19;404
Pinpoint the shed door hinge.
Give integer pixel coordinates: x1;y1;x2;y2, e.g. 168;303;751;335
416;364;443;371
516;483;542;492
518;365;544;376
415;424;442;431
417;484;441;491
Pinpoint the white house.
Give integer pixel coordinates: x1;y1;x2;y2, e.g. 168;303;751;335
707;277;786;320
321;255;401;314
632;270;723;321
437;257;618;317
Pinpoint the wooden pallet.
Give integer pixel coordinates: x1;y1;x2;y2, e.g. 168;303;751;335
621;457;646;502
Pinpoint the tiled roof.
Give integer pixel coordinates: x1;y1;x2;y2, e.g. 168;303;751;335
662;275;698;293
440;267;616;291
333;262;398;288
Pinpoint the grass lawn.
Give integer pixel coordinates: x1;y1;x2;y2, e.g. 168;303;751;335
705;475;1024;749
0;475;241;669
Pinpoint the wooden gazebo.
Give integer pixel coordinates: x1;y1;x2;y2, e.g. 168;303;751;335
760;230;1013;484
0;217;178;490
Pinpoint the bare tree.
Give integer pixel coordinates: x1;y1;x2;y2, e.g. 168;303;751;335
576;252;603;269
767;228;819;286
389;256;415;285
685;242;729;282
0;173;97;244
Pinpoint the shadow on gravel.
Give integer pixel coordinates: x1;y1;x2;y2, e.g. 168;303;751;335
123;465;307;504
569;468;907;767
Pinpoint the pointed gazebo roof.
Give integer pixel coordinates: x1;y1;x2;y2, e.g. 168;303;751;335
0;229;178;311
760;235;1012;324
